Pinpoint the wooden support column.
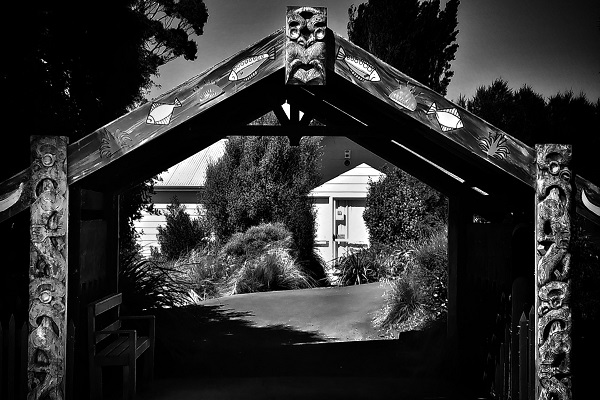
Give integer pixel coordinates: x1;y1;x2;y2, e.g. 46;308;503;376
27;136;69;400
535;144;573;400
447;193;472;385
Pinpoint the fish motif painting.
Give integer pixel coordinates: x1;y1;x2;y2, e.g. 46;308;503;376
146;98;182;125
0;182;24;212
336;47;380;82
426;103;463;132
229;48;276;82
99;128;133;159
389;83;419;111
479;131;510;160
195;83;224;106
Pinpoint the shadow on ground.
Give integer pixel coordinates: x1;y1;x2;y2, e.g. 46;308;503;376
151;305;451;381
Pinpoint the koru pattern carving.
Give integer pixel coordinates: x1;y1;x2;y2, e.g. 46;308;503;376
535;144;572;400
285;6;327;85
28;136;68;400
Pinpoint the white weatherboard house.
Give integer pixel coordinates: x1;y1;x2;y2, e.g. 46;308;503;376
310;163;384;264
133;137;386;260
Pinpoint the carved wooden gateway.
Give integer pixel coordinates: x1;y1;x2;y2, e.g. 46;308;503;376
28;137;69;400
0;6;598;400
535;145;573;400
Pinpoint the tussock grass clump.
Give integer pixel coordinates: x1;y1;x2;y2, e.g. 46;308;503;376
227;245;316;294
220;222;292;259
374;228;448;335
171;246;232;302
119;252;191;312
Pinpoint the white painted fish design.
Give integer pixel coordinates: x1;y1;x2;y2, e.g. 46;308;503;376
582;189;600;217
196;83;224;105
228;48;276;82
426;103;463;132
0;182;24;212
336;47;380;82
146;98;182;125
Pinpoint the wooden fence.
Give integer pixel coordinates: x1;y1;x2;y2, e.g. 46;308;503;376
0;315;28;400
484;292;536;400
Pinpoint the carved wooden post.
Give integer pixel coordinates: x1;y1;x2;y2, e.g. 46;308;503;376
285;6;327;85
28;136;69;400
535;144;572;400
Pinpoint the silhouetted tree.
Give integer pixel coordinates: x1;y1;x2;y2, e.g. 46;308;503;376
348;0;460;95
1;1;209;259
463;78;599;179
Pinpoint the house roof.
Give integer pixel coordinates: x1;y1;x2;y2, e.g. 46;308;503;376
1;26;598;230
310;163;384;198
156;139;226;188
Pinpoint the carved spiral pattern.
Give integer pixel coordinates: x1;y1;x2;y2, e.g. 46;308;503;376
535;144;572;400
28;137;68;400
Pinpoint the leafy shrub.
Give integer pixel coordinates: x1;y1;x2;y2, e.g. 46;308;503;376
333;248;379;286
374;227;448;333
332;243;407;286
203;136;325;279
363;166;447;246
119;252;190;313
157;196;209;259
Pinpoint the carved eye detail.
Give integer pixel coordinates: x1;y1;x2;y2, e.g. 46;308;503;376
42;153;55;167
314;23;326;40
559;169;571;182
288;21;300;40
549;161;560;175
39;290;52;303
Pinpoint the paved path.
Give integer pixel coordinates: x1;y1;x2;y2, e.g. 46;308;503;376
201;281;392;342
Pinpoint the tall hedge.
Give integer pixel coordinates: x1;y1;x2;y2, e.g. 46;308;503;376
363;166;447;246
203;136;324;278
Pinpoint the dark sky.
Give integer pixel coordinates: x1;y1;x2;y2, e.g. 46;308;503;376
149;0;600;102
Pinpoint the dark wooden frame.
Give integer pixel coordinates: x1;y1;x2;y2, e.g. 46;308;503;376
0;11;597;400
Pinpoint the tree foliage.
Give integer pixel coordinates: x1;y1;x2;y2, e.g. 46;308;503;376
203;136;324;277
463;78;600;179
156;196;208;259
363;166;447;246
1;1;209;259
348;0;460;95
137;0;209;64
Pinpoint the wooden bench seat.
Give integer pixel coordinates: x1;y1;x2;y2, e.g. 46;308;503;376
88;294;155;400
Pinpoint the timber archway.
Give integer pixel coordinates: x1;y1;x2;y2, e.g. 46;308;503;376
1;7;599;400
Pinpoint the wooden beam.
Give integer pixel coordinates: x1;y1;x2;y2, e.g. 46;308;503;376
28;136;69;400
535;144;572;400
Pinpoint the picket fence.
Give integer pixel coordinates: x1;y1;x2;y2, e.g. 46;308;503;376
484;292;536;400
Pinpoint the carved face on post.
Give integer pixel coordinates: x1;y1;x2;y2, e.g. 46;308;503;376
285;6;327;85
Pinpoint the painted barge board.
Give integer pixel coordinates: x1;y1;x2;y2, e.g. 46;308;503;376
333;32;536;187
1;28;599;229
68;28;284;184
